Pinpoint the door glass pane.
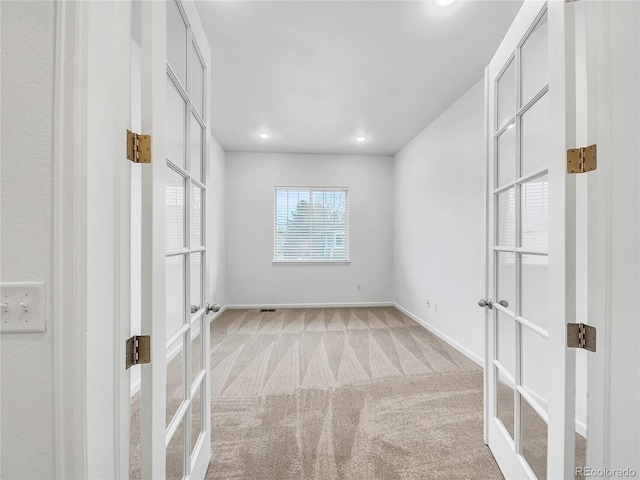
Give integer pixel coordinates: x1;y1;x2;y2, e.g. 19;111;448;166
496;367;515;441
191;381;203;458
190;114;203;183
191;43;204;116
521;394;548;480
521;94;549;176
497;124;516;187
576;431;587;479
497;58;515;131
166;335;185;426
190;252;202;314
521;327;549;404
496;252;515;311
521;12;548;106
497;189;515;247
166;255;185;339
167;0;186;86
191;320;202;384
521;175;549;250
496;311;515;377
166;416;186;480
190;184;203;248
167;80;186;168
166;167;185;251
521;254;548;330
129;393;141;479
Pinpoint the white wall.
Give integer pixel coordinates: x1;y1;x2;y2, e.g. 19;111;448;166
605;3;639;470
208;138;227;308
0;1;56;478
393;79;486;363
225;152;393;306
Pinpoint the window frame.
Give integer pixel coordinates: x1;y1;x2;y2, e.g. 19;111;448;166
273;186;350;265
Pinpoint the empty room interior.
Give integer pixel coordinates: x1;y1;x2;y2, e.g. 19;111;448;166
1;0;639;479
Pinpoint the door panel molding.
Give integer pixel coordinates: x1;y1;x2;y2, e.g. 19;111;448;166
54;1;134;478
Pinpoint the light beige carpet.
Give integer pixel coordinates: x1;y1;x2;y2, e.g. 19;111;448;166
131;306;585;479
205;307;503;480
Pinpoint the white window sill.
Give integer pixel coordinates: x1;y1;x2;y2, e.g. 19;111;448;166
272;260;351;266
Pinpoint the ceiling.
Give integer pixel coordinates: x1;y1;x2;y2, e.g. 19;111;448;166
196;0;523;156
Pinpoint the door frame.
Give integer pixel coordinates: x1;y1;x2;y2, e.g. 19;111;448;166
54;1;638;478
580;1;640;472
53;1;132;478
53;1;88;477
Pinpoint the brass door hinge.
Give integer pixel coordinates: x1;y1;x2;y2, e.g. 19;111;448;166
126;335;151;369
567;144;596;173
567;323;596;352
126;130;151;164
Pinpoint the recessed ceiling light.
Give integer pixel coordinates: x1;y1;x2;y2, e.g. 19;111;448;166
356;136;366;143
258;133;269;139
433;0;457;6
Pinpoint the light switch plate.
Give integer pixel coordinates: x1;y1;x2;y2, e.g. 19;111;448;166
0;282;46;333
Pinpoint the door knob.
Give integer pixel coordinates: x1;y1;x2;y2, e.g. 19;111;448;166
206;303;221;314
190;305;200;314
478;298;493;309
497;300;509;308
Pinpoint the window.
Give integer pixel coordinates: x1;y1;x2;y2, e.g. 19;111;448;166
274;187;349;262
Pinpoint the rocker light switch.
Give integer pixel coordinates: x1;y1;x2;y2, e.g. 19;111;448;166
0;282;46;333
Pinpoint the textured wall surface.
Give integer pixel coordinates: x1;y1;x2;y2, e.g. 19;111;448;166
0;1;57;478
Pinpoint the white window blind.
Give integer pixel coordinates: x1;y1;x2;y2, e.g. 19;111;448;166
166;180;184;251
521;177;548;265
502;177;548;265
274;187;349;262
521;178;548;251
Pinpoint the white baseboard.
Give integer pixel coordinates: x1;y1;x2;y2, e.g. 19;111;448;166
393;303;484;367
392;303;588;437
225;301;395;310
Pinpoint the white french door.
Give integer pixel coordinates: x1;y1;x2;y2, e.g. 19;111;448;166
139;1;212;478
484;1;577;479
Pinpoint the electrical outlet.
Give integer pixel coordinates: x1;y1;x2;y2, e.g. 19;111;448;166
426;300;430;308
